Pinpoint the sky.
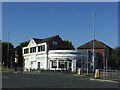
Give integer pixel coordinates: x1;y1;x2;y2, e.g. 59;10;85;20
2;2;118;48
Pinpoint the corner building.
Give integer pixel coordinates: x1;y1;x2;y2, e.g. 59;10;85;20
22;35;81;72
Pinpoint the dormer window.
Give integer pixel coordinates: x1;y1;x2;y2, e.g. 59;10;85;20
52;41;57;45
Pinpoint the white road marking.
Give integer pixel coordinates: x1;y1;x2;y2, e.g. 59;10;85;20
3;76;9;79
90;78;119;83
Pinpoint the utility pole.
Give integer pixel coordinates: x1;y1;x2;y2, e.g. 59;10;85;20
7;32;10;68
10;48;13;69
87;49;89;75
92;12;96;73
106;58;108;79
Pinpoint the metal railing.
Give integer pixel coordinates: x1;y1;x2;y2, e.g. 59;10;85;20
100;69;120;81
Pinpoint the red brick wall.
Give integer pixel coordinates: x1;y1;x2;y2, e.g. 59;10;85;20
78;48;105;69
78;48;105;57
95;48;105;57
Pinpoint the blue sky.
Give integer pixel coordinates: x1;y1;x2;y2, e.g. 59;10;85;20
2;2;118;48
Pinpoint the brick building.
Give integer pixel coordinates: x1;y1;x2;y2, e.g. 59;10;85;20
77;39;113;72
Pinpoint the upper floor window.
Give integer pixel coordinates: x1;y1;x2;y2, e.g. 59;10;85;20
30;47;36;53
38;45;45;52
52;41;57;45
24;48;29;54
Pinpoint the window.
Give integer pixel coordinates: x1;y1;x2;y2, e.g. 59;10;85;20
58;60;67;68
30;48;32;53
24;48;29;54
38;46;41;52
30;47;36;53
38;45;45;52
52;60;57;68
52;41;57;45
91;66;93;69
41;45;45;51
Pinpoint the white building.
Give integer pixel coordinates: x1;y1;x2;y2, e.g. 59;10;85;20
22;35;81;72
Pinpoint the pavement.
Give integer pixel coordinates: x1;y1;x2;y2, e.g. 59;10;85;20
90;78;119;83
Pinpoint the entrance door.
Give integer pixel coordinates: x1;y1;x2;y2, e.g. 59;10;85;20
38;62;40;69
69;62;72;71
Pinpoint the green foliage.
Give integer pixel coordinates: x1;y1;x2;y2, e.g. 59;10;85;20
2;42;14;67
112;47;120;61
15;41;29;67
111;47;120;69
19;41;29;47
1;40;29;68
63;40;75;50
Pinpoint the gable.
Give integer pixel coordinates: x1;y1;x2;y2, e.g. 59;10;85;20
33;38;43;44
77;39;106;49
27;39;37;47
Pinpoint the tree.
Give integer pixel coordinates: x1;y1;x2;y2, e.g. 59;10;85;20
2;42;14;68
111;47;120;69
15;41;29;68
63;40;75;50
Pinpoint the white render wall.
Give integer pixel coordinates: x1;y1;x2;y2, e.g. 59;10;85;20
37;54;47;70
23;40;48;71
23;50;81;72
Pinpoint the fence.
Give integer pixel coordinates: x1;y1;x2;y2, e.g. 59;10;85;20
100;69;120;81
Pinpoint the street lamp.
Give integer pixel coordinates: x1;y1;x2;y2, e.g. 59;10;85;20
7;32;10;68
10;48;13;69
81;54;83;71
92;12;96;73
87;49;89;75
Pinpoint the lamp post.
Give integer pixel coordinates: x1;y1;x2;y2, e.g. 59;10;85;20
92;12;96;73
7;32;10;68
87;49;89;75
10;48;13;69
81;54;84;73
80;59;82;69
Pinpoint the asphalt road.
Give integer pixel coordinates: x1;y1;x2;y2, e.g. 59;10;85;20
2;72;119;89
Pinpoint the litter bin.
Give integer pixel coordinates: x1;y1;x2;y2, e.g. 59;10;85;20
95;69;100;79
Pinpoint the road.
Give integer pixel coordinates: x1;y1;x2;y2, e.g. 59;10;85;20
2;72;119;89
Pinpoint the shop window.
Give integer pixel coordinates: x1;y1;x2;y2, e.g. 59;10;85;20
52;61;57;68
58;61;67;68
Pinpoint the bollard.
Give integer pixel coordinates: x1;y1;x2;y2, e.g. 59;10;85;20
78;68;82;75
95;69;100;79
